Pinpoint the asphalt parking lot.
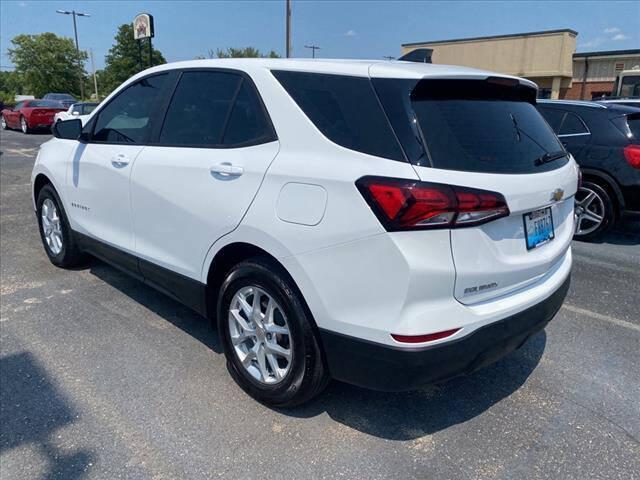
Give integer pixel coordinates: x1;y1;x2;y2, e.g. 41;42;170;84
1;128;639;480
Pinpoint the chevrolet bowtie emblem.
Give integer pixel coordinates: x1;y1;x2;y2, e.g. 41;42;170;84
551;188;564;201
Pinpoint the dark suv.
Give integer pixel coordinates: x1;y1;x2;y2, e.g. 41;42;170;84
536;100;640;239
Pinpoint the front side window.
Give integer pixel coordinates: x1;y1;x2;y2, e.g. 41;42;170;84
272;70;404;161
93;74;167;144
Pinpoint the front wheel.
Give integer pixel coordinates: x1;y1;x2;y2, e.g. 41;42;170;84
574;180;615;240
217;259;329;407
36;184;86;268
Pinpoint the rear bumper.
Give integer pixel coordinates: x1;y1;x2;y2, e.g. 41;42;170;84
319;275;570;392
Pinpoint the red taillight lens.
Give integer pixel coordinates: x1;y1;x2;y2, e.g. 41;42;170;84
391;328;461;344
356;176;509;231
624;145;640;169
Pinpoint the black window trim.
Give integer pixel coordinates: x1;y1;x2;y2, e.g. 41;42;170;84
557;111;591;138
86;71;176;146
149;67;278;149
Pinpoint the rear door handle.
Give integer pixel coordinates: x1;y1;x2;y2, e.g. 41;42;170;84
111;154;130;168
210;163;244;178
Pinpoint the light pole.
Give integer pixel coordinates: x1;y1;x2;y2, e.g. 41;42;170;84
56;9;90;99
285;0;292;58
304;44;320;59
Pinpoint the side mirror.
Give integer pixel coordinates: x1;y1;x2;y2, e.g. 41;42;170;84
52;118;82;140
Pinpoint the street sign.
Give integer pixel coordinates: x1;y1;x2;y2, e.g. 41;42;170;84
133;13;154;40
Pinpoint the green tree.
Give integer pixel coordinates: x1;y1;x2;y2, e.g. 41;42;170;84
207;47;280;59
0;70;25;103
7;33;87;98
101;23;166;96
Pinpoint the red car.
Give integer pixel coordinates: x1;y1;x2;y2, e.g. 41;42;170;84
1;100;67;134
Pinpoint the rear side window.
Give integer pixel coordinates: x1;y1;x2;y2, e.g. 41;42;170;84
93;74;167;144
559;112;588;135
272;70;404;161
538;107;564;132
159;71;274;147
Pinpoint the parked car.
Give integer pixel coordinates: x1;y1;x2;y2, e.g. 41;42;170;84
595;98;640;108
1;99;66;134
536;100;640;239
32;59;577;406
54;102;99;124
43;93;77;108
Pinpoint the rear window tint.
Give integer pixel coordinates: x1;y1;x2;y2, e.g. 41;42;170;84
625;114;640;141
559;112;588;135
537;107;564;133
272;70;404;161
374;78;566;174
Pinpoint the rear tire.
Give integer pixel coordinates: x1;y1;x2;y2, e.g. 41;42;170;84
20;115;30;134
217;258;329;407
574;180;615;240
36;184;87;268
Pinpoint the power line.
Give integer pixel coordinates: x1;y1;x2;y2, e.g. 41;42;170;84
304;44;320;59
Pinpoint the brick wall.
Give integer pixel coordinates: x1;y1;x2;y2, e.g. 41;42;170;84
561;81;614;100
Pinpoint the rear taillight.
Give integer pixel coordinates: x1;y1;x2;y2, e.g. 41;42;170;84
356;176;509;231
624;145;640;169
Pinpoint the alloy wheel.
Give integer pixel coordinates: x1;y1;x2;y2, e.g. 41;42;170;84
41;198;63;255
574;186;605;236
228;286;293;385
21;117;27;133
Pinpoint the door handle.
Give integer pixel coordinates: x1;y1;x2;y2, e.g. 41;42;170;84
111;154;130;168
210;163;243;178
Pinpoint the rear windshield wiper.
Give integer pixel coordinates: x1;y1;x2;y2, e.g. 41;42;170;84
534;150;568;167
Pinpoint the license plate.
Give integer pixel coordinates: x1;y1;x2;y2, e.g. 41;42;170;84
523;207;554;250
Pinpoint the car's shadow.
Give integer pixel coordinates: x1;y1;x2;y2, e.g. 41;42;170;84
85;257;545;441
0;352;94;479
574;218;640;246
283;331;545;440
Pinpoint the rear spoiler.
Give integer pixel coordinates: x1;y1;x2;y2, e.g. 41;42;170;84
399;48;433;63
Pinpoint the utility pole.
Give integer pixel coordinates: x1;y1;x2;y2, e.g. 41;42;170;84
56;9;90;99
90;49;98;99
285;0;292;58
304;45;320;59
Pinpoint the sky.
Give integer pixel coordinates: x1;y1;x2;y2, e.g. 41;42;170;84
1;0;639;71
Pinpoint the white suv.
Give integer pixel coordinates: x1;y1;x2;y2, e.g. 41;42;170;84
32;59;578;406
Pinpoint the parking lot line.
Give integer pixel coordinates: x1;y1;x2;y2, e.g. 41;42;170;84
562;304;640;332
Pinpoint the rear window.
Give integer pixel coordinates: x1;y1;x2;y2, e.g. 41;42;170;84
375;78;566;174
613;113;640;142
28;100;64;108
272;70;404;161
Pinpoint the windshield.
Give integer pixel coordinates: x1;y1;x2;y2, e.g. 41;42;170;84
620;75;640;97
